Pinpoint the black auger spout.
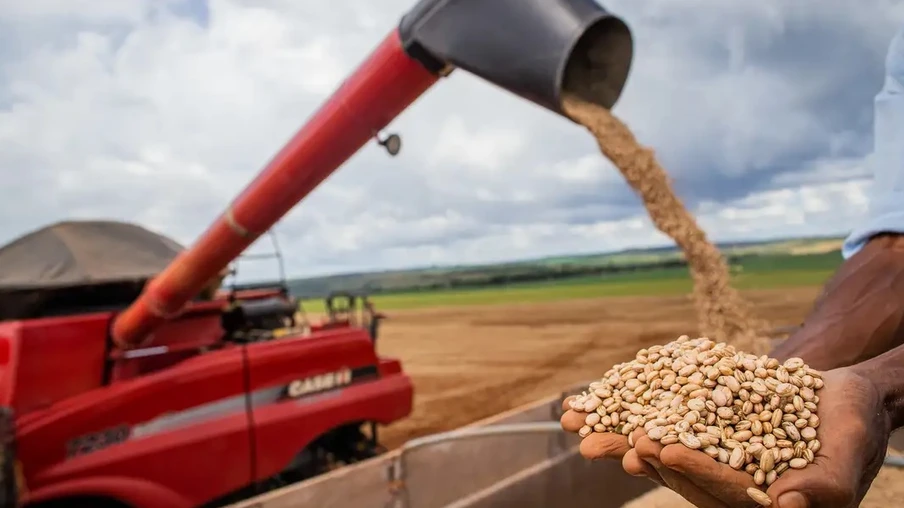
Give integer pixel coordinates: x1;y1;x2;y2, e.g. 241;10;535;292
399;0;634;117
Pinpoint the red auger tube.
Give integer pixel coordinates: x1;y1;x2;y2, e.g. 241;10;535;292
111;30;440;348
112;0;634;348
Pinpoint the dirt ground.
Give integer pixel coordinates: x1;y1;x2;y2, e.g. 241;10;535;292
377;286;821;448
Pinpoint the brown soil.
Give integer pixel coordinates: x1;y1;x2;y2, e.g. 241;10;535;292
861;466;904;507
379;288;816;448
372;290;904;505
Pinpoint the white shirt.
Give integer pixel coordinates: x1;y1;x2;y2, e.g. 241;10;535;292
843;24;904;258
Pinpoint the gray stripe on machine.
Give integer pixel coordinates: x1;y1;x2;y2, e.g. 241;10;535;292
128;365;378;439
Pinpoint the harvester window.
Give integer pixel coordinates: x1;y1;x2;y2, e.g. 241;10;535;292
0;282;145;320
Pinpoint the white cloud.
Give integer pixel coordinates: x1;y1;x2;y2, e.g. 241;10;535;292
0;0;901;282
432;116;526;173
0;0;149;23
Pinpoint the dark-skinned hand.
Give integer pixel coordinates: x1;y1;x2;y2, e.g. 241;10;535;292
561;369;890;507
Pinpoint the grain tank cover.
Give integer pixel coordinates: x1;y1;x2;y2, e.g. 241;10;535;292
0;220;183;290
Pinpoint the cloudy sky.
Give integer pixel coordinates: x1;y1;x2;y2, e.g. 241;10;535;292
1;0;902;280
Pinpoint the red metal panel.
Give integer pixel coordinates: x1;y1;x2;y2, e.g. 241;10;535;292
112;30;440;348
243;329;412;479
6;316;109;414
18;346;252;507
253;375;413;480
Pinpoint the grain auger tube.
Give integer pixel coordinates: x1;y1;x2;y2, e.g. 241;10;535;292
110;0;635;349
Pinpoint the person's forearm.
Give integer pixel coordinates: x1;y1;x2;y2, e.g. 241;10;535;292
770;233;904;371
852;345;904;430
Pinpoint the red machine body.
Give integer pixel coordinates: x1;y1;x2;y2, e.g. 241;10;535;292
1;0;633;506
4;287;411;508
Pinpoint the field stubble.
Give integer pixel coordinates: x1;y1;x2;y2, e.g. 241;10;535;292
375;287;820;448
376;287;904;506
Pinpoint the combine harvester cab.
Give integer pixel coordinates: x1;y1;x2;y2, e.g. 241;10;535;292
0;221;412;508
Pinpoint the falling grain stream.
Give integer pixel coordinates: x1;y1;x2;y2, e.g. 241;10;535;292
562;94;770;355
557;73;902;504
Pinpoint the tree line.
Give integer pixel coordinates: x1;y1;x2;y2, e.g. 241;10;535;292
353;256;744;295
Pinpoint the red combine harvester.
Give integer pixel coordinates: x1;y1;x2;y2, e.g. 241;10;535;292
0;0;633;506
0;221;408;508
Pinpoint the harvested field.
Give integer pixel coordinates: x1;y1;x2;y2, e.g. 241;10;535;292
376;286;820;448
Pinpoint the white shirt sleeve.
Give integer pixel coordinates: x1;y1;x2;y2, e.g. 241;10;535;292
842;24;904;259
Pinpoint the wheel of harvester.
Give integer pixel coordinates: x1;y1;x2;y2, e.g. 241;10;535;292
270;422;384;486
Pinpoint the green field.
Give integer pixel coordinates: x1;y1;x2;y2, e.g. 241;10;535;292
287;236;845;297
298;251;842;313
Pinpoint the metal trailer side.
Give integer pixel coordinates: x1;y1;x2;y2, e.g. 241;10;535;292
231;382;904;508
231;326;904;508
228;382;653;508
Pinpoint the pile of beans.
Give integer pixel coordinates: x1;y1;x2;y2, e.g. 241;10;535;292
566;335;823;506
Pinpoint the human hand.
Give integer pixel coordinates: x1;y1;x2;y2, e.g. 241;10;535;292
560;396;636;463
561;395;710;502
564;369;891;507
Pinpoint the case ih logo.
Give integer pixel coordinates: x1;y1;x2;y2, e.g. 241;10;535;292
286;368;353;399
66;425;131;458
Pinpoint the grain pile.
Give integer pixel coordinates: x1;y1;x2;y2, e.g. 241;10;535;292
560;92;770;355
567;335;822;505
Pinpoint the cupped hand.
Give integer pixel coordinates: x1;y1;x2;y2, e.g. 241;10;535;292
561;395;732;505
560;396;665;485
563;369;891;507
560;397;628;455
